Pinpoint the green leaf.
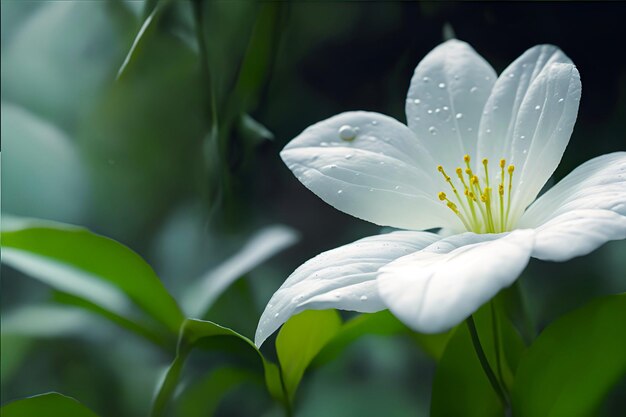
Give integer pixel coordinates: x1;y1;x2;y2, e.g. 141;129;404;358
1;392;100;417
1;220;184;339
313;310;406;366
116;0;174;80
181;224;298;317
151;319;285;417
512;294;626;417
431;303;525;417
276;309;342;401
174;367;257;417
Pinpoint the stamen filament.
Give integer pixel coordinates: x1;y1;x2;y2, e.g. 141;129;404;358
505;165;515;229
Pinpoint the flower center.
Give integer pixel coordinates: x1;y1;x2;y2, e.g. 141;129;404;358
436;155;515;234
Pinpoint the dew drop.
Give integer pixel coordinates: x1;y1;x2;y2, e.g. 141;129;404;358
369;188;374;192
438;82;446;89
320;141;329;147
485;76;491;81
508;73;515;78
360;295;368;301
435;108;441;113
520;135;526;139
371;120;378;125
423;76;431;83
455;113;463;119
486;129;492;134
344;154;353;160
394;185;401;190
427;109;433;114
329;164;337;169
379;161;385;165
337;189;343;194
454;74;459;80
534;105;541;111
467;127;473;132
274;313;279;318
429;126;437;135
413;98;421;104
338;125;357;141
558;98;564;103
443;106;449;111
522;149;528;154
470;86;478;93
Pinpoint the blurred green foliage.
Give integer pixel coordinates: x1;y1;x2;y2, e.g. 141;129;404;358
2;1;626;416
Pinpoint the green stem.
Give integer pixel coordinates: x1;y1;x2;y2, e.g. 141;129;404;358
490;302;506;389
466;316;508;407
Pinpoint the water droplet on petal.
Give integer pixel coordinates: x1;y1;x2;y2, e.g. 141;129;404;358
423;76;431;83
535;105;541;111
520;135;526;139
427;109;433;114
371;120;378;125
558;98;564;103
438;82;446;89
337;189;343;194
442;106;449;111
435;108;441;113
470;86;478;93
454;75;460;80
467;127;473;132
455;113;463;119
509;73;515;78
360;295;368;301
345;154;353;160
485;76;491;81
274;313;279;318
394;185;401;190
429;126;437;135
320;141;329;147
338;125;357;141
413;98;421;104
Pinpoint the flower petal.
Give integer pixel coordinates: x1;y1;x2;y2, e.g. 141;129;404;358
406;39;496;170
478;44;571;165
520;152;626;261
477;45;580;222
507;63;582;221
281;111;457;230
377;230;534;333
529;209;626;262
254;231;441;347
521;152;626;225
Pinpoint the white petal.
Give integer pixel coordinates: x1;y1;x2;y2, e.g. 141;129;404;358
507;63;581;221
281;111;458;230
254;231;441;347
406;39;496;170
530;210;626;262
478;44;571;165
519;152;626;262
520;152;626;226
377;230;534;333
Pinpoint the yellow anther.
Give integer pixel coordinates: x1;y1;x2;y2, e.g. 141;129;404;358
499;184;504;195
468;191;477;201
447;201;459;214
455;167;463;177
465;168;473;176
480;194;487;203
464;189;469;196
471;175;479;185
508;165;515;174
438;192;447;201
464;154;471;163
483;187;492;202
500;159;506;168
437;165;444;172
482;158;489;166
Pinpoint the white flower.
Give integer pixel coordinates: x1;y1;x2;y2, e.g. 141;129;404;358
255;40;626;347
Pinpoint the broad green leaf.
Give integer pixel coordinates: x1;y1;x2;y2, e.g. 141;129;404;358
431;303;525;417
174;367;257;417
182;224;298;317
276;310;342;401
151;319;285;417
512;294;626;417
313;310;406;366
1;221;185;338
1;392;100;417
314;310;452;368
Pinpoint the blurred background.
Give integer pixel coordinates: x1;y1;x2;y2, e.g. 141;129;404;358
2;1;625;416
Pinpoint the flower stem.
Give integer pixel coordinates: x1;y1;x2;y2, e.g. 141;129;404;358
465;316;508;407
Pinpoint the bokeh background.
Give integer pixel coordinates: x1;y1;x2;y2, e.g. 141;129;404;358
2;1;626;416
